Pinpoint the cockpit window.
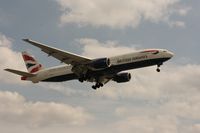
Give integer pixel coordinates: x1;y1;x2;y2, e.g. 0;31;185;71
152;51;159;55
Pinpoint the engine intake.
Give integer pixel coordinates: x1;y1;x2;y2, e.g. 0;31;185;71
113;73;131;83
89;58;111;70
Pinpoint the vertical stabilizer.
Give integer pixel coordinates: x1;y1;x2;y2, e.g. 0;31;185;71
22;51;43;73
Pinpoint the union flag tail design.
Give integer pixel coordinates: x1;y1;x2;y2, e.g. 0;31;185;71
22;51;43;73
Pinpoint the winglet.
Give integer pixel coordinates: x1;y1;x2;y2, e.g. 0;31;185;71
22;38;30;42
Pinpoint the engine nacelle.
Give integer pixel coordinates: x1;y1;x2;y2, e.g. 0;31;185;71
89;58;111;70
113;73;131;83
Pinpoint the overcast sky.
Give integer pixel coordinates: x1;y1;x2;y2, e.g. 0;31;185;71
0;0;200;133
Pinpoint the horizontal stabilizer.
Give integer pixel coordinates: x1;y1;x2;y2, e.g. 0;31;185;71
4;69;36;77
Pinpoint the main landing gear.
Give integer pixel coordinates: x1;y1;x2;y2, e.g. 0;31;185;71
78;78;84;83
78;74;104;90
92;83;104;90
78;74;87;83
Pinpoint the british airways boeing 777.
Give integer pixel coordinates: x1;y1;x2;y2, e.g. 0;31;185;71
5;39;174;89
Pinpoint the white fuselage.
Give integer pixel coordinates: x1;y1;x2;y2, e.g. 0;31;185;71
27;49;173;83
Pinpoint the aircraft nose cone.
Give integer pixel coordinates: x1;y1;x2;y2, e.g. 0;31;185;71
168;51;174;58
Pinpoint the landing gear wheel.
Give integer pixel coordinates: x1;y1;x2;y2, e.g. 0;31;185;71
78;74;87;83
156;63;162;72
78;78;84;83
95;84;100;89
91;83;104;90
99;83;103;87
92;85;97;90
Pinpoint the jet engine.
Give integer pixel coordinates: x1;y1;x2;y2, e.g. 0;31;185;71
113;73;131;83
89;58;111;70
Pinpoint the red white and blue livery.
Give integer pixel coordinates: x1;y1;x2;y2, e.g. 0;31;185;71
5;39;174;90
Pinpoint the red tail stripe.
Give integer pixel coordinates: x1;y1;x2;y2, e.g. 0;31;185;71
30;67;40;73
23;55;35;62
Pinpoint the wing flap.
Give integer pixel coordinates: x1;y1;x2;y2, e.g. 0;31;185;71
4;69;36;77
23;39;92;65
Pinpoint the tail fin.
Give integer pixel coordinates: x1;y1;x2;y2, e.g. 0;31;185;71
22;51;43;73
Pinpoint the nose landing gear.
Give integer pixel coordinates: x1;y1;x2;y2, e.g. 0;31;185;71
156;68;160;72
156;63;162;72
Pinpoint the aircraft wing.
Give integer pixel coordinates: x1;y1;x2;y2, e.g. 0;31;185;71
23;39;92;65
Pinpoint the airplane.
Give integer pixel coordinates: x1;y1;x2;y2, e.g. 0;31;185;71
5;39;174;90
